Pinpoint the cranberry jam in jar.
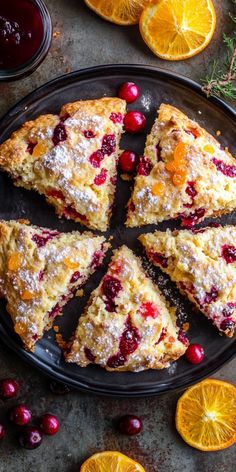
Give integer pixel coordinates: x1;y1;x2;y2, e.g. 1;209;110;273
0;0;52;80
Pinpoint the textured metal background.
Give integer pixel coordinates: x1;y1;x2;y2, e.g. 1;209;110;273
0;0;235;471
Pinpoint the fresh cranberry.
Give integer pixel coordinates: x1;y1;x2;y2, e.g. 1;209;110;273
9;405;32;426
220;319;235;332
70;271;81;284
102;275;122;300
178;329;189;346
118;82;140;103
94;168;107;185
62;205;88;222
46;188;65;201
91;250;104;269
18;426;42;449
27;142;37;155
101;134;116;156
49;381;70;395
39;414;60;436
83;130;96;139
110;175;117;185
109;112;123;124
124;111;146;134
204;286;219;305
32;231;58;248
48;303;61;319
118;415;143;436
119;316;141;356
139;302;159;319
84;347;96;363
105;299;116;313
155;327;167;345
212;158;236;178
52;122;67;146
137;156;152;176
107;352;126;368
184;181;197;208
180;208;206;227
0;378;19;400
0;424;6;440
119;150;139;173
129;200;135;212
185;344;204;364
89;150;104;168
149;251;168;269
156;143;162;161
221;245;236;264
222;303;236;317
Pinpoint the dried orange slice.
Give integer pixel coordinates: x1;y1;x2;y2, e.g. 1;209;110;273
176;379;236;451
80;451;145;472
84;0;150;25
140;0;216;60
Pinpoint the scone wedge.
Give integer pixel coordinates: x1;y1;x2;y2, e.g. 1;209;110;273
0;97;126;231
65;245;188;372
140;226;236;337
127;104;236;227
0;220;108;351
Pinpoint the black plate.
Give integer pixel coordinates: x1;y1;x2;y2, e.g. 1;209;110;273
0;65;235;397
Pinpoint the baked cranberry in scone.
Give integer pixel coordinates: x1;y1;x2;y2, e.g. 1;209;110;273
140;225;236;337
0;98;126;231
65;245;188;372
0;219;108;351
127;104;236;227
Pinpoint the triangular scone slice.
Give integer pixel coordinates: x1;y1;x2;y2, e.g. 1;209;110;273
0;220;108;351
127;104;236;227
140;226;236;337
0;97;126;231
65;246;188;372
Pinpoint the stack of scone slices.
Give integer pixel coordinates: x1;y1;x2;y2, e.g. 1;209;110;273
0;97;235;373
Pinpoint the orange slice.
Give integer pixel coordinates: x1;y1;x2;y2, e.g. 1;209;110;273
80;451;145;472
84;0;150;25
176;379;236;451
140;0;216;60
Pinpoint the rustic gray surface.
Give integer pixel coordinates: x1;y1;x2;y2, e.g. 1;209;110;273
0;0;235;471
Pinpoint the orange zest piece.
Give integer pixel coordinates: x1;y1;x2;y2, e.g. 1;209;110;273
8;252;23;271
63;258;79;269
165;142;188;187
204;144;215;154
84;0;150;25
15;322;27;335
173;142;188;163
172;170;187;186
165;160;178;172
80;451;146;472
140;0;216;60
21;290;35;301
32;141;48;158
176;379;236;451
152;181;165;196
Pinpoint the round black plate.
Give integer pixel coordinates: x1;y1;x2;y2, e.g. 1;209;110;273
0;65;235;397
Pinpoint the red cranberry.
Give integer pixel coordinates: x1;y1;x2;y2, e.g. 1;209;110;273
27;142;37;155
212;158;236;178
32;231;58;248
9;404;32;426
52;122;67;146
119;316;141;356
220;319;235;332
70;271;81;284
204;286;219;305
0;378;19;400
185;344;204;364
0;424;6;440
94;168;107;185
118;82;140;103
178;329;189;346
180;208;206;227
184;181;197;208
84;347;96;363
101;134;116;156
105;299;116;313
107;352;126;368
83;130;96;139
137;156;152;176
221;245;236;264
139;302;159;319
91;250;104;269
118;415;143;436
222;303;236;317
119;150;139;173
18;426;42;449
102;275;122;300
39;414;60;436
184;128;199;139
149;251;168;269
156;143;162;161
89;150;104;168
109;112;123;124
124;111;146;134
62;205;88;222
48;303;61;319
129;200;135;212
155;327;167;345
49;381;70;395
46;188;65;201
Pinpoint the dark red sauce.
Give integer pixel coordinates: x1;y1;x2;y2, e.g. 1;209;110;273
0;0;44;70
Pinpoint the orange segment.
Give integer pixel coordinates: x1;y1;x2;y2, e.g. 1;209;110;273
176;379;236;451
84;0;150;25
81;451;146;472
140;0;216;60
8;252;23;271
